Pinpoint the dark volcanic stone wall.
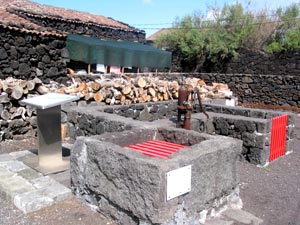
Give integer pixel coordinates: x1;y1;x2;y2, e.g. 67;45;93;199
0;26;67;83
158;73;300;106
12;9;146;43
211;49;300;76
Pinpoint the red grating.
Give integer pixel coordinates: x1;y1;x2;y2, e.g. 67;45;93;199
126;140;187;159
269;114;288;162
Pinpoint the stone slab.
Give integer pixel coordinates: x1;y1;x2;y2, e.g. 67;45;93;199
0;175;35;198
31;176;71;201
14;190;54;214
0;153;14;162
0;166;14;179
17;168;42;181
0;160;30;172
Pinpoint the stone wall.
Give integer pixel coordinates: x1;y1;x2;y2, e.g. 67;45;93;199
191;104;296;165
0;26;67;83
11;9;146;43
158;73;300;106
100;101;177;121
205;49;300;76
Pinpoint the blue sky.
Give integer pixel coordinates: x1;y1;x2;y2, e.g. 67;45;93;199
31;0;299;37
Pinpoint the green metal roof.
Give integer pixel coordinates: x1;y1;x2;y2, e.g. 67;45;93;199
66;34;172;68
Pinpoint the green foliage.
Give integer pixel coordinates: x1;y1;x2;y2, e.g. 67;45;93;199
154;2;255;63
264;4;300;52
154;2;300;66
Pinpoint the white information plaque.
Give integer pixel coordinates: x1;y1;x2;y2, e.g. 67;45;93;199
166;165;192;201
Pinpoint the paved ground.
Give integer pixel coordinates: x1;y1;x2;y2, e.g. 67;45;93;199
0;115;299;225
238;115;300;225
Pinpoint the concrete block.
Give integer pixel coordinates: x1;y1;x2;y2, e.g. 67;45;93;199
31;176;71;201
222;209;263;225
0;160;30;172
14;190;54;214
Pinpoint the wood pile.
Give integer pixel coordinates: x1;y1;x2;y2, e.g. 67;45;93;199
0;76;233;121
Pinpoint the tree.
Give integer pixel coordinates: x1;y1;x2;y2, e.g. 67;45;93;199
264;4;300;52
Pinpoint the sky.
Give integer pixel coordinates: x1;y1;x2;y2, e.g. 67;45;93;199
31;0;299;37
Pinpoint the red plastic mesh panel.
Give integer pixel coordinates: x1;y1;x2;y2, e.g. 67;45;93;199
126;140;187;159
269;114;288;162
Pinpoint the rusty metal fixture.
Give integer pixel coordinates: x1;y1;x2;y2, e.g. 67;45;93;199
177;83;193;129
177;84;209;130
196;89;209;119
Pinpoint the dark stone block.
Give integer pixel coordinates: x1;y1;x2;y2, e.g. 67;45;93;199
104;108;114;113
214;117;229;135
18;63;31;76
46;67;58;77
78;114;90;130
0;47;8;60
42;55;51;63
241;132;256;147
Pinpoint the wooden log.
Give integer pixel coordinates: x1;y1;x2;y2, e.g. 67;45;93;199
19;80;27;89
122;86;132;95
105;98;112;104
56;88;65;94
3;85;13;95
77;82;87;92
163;92;169;101
120;95;126;104
26;80;35;91
26;105;35;117
152;96;159;102
135;77;147;88
11;107;26;120
64;86;78;94
138;87;144;95
23;88;29;95
1;109;11;120
148;87;156;97
113;80;122;89
32;77;42;84
11;85;24;100
0;93;9;103
91;82;101;92
84;92;94;101
94;93;104;102
36;84;49;94
111;88;122;100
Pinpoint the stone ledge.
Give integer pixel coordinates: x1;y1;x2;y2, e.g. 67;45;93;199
0;150;71;214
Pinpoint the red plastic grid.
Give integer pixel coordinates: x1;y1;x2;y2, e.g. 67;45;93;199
126;140;187;159
269;114;288;162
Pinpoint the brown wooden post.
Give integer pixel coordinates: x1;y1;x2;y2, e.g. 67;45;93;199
87;64;91;75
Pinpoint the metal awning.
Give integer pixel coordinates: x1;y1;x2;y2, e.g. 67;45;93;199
66;34;172;68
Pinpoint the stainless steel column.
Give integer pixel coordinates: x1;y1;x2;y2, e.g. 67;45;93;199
24;105;69;175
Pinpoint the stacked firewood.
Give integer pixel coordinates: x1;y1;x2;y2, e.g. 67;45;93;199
0;76;233;114
57;76;181;105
